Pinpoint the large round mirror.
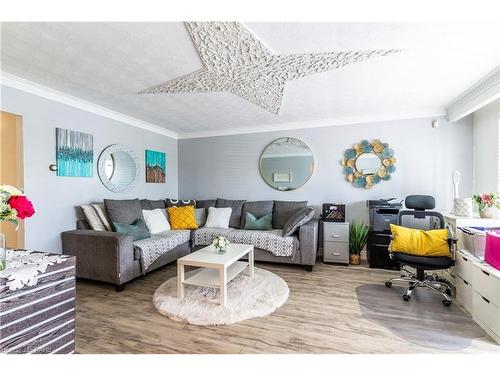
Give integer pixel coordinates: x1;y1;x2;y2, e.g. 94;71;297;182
98;145;140;193
259;137;314;191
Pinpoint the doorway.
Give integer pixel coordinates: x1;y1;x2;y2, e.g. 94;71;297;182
0;111;24;248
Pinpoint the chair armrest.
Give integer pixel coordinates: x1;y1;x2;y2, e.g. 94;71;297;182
447;237;458;259
299;220;319;266
61;230;135;285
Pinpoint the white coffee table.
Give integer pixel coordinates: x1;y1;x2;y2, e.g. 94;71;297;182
177;243;254;307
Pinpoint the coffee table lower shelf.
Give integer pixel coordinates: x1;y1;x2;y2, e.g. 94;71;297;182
182;261;248;288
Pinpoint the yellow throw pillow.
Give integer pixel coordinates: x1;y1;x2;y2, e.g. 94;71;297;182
390;224;450;257
167;206;198;230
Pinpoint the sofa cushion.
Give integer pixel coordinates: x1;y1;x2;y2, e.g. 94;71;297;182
142;208;170;234
216;198;245;228
165;199;196;208
104;198;143;227
244;213;273;230
205;207;232;228
140;199;153;210
140;199;165;210
80;203;112;231
150;200;167;209
133;229;191;271
273;200;308;229
241;200;274;228
193;227;298;257
167;206;198;230
195;208;207;227
283;207;315;236
113;218;150;241
196;199;216;210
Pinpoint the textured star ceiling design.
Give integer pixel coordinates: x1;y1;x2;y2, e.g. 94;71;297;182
140;22;401;114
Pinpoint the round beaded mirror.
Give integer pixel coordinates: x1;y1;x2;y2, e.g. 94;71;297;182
341;139;396;189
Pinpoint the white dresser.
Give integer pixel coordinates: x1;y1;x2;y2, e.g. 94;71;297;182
441;214;500;284
455;250;500;345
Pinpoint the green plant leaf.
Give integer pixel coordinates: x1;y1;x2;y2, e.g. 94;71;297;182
349;219;369;255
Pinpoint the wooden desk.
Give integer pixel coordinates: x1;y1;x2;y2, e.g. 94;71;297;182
0;249;76;354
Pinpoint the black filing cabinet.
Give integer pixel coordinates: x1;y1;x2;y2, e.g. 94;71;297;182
366;199;402;269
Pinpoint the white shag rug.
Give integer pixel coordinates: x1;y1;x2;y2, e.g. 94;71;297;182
153;267;289;326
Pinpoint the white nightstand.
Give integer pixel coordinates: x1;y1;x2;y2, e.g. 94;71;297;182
322;221;350;265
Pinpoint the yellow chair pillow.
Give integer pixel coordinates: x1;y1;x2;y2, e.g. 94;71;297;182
390;224;450;257
167;206;198;230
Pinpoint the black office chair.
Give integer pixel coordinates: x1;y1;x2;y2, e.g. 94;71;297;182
385;195;457;306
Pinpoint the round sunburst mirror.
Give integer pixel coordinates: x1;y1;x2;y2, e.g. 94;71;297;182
341;139;396;189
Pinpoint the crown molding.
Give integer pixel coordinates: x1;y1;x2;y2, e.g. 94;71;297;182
446;66;500;123
0;71;179;139
177;109;447;139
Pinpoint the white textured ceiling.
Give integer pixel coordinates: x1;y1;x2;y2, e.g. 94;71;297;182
1;22;499;138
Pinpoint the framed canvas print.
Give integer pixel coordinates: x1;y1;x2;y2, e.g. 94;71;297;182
56;127;93;177
145;149;166;183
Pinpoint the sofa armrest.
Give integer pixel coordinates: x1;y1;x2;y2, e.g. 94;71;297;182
61;230;135;285
298;220;319;266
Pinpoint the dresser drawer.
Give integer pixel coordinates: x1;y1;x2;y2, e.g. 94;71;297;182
455;276;473;314
473;290;500;337
472;265;500;307
455;252;474;283
323;242;349;264
368;231;392;246
323;223;349;243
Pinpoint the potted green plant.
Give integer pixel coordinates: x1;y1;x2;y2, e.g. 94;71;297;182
349;219;369;265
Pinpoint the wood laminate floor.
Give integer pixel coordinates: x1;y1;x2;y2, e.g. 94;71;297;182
75;262;500;354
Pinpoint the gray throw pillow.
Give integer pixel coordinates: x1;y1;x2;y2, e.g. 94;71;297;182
241;200;274;228
104;199;143;227
113;218;150;241
273;200;308;229
139;199;153;210
196;200;216;210
149;199;167;209
282;207;315;237
195;208;207;227
216;198;246;228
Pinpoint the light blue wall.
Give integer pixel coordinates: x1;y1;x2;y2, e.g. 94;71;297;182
1;85;178;253
0;82;475;253
179;116;474;222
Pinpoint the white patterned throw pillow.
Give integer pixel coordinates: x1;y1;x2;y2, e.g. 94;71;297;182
142;209;171;234
81;204;112;231
204;207;232;229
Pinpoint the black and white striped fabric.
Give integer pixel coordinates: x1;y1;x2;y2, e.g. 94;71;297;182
80;204;112;231
0;250;76;354
133;230;191;271
193;227;298;257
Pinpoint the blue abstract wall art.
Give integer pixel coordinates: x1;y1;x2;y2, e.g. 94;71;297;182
145;149;166;183
56;128;93;177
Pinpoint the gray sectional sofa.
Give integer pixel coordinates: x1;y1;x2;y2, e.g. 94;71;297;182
61;198;318;291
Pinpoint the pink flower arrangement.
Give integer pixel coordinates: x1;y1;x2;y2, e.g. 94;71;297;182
472;193;500;210
0;185;35;226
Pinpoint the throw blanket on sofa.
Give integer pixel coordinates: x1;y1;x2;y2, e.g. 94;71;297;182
134;230;191;272
193;227;299;257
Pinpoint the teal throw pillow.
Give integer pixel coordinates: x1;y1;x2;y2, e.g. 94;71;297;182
113;218;151;241
244;212;273;230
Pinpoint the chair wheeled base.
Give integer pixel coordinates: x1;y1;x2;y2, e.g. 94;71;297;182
385;267;452;306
